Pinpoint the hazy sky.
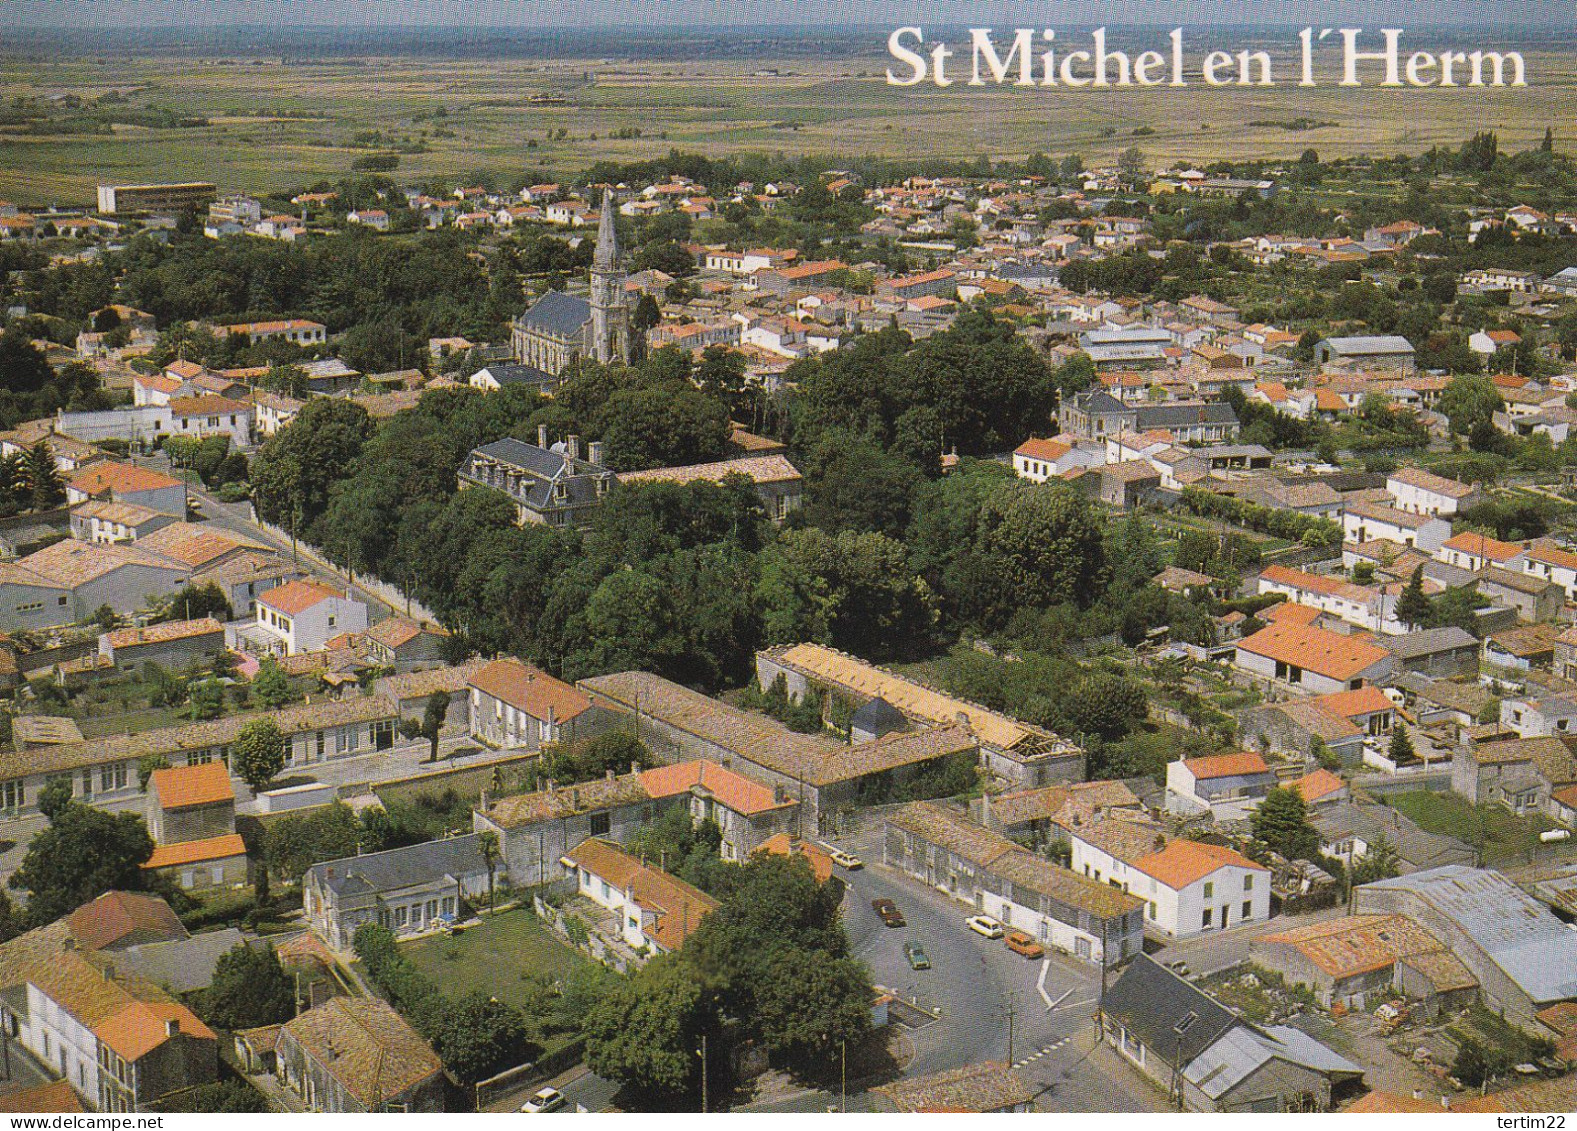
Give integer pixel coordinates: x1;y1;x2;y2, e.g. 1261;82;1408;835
6;0;1568;27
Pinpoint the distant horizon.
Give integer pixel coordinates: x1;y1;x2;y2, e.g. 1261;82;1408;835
6;0;1569;29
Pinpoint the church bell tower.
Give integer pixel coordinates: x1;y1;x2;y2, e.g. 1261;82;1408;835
588;191;631;366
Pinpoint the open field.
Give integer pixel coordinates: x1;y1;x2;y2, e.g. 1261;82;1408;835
3;41;1577;205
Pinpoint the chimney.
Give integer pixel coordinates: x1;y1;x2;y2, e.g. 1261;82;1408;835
102;962;115;982
571;787;580;808
479;788;491;810
630;762;640;776
568;434;581;461
606;768;616;781
538;423;549;448
63;938;76;952
774;783;787;804
588;440;604;466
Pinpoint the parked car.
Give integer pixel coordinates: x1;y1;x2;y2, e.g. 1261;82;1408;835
827;846;863;870
1166;959;1190;977
1004;930;1044;959
521;1088;566;1113
872;898;905;928
903;942;931;970
966;914;1005;939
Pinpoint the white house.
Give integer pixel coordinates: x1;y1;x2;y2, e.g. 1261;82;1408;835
1341;500;1451;553
1523;543;1577;601
1256;564;1405;636
1011;437;1099;482
1069;819;1271;937
252;580;367;656
1234;622;1395;696
467;656;601;751
1164;751;1277;821
1385;467;1482;517
562;839;717;958
1437;531;1527;573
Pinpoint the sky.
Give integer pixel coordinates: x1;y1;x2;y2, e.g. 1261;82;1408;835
5;0;1569;27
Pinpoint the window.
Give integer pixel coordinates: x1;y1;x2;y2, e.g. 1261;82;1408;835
1203;881;1214;899
0;780;22;809
1243;874;1253;891
1202;908;1213;927
101;763;128;792
1242;900;1253;920
589;812;611;837
394;907;407;927
1148;901;1157;920
441;897;455;915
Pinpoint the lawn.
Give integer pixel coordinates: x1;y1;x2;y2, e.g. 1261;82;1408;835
402;906;590;1016
1381;789;1554;867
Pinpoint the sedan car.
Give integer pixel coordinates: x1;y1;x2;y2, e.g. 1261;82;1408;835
966;914;1005;939
872;898;906;928
903;941;931;970
521;1087;566;1114
1004;930;1045;959
827;846;863;870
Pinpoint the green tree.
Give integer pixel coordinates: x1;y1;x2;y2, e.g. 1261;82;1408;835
159;582;232;624
186;676;226;721
249;397;374;543
478;829;500;910
25;442;65;510
584;954;710;1099
1250;785;1319;861
232;718;287;793
1436;377;1503;435
420;690;449;763
9;798;155;925
1389;723;1415;764
201;942;295;1029
251;654;293;709
1350;833;1401;885
264;802;362;882
425;990;532;1085
1395;566;1433;629
752;948;871;1062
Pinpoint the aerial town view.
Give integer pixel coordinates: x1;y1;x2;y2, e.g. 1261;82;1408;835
0;0;1574;1119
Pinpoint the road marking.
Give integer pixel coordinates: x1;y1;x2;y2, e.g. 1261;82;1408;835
1057;995;1098;1012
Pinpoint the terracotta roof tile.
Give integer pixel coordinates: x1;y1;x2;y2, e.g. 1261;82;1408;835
143;834;247;870
258;579;345;616
1130;839;1267;890
1182;751;1270;779
639;760;793;816
470;657;590;723
150;761;234;809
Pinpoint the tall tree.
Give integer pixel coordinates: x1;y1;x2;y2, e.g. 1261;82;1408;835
1250;785;1319;861
25;442;65;511
232;718;287;793
201;943;296;1029
420;691;449;763
9;799;155;925
1395;566;1433;629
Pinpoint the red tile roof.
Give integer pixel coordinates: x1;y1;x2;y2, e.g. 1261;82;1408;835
66;891;186;951
1182;751;1270;780
96;1001;215;1061
258;579;344;616
1014;438;1072;462
149;761;233;810
1290;768;1346;804
143;834;247;870
640;760;793;817
1314;685;1394;721
469;657;591;723
1131;839;1266;890
1237;622;1392;682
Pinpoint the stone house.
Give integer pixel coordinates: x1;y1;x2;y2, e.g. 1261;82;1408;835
276;997;443;1113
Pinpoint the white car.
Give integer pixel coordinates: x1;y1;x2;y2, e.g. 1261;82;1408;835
827;846;863;870
967;914;1005;939
521;1087;566;1113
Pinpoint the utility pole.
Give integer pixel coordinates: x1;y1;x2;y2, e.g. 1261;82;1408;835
1005;996;1016;1066
840;1039;847;1113
698;1033;708;1114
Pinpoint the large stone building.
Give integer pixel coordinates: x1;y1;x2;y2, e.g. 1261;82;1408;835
510;192;630;375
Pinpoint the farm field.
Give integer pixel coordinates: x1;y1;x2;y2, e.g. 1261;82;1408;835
3;42;1577;205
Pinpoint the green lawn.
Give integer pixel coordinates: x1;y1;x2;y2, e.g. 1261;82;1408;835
1382;790;1554;867
402;907;590;1014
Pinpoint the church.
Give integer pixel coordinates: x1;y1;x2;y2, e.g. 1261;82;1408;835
510;191;631;375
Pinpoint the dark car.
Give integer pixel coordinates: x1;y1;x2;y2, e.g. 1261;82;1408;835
904;941;931;970
872;897;906;928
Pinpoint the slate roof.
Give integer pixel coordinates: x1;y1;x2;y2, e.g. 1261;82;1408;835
117;927;250;994
460;437;608;515
1102;954;1239;1064
475;363;558;388
1135;402;1239;429
850;695;908;738
1380;625;1477;660
307;833;486;899
517;290;591;339
1183;1023;1361;1100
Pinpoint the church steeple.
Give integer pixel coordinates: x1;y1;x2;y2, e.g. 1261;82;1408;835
594;189;620;270
587;190;630;366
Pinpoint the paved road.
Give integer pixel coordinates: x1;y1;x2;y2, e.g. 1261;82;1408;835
824;823;1164;1111
1144;901;1348;980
